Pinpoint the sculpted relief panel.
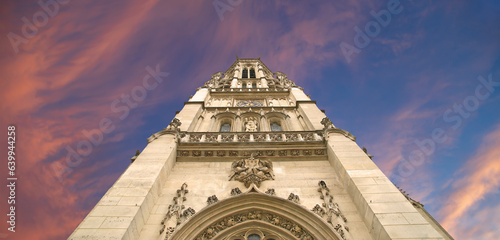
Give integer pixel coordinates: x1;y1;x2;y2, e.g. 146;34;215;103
244;117;259;132
236;100;264;107
228;154;274;187
196;210;314;240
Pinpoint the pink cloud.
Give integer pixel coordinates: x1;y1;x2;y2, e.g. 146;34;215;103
439;123;500;238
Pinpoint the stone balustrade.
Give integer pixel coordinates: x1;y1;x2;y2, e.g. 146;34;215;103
210;88;289;93
180;131;323;143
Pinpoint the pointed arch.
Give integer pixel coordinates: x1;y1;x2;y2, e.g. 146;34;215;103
250;68;256;78
242;68;249;78
171;192;339;240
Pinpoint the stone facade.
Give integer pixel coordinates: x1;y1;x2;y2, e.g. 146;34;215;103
69;58;453;240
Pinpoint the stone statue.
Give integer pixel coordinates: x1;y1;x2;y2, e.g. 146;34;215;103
244;117;258;132
203;72;223;88
274;71;297;88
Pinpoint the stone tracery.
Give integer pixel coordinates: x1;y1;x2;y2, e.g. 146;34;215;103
195;210;314;240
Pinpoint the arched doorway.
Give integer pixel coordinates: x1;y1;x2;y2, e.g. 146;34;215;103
171;192;340;240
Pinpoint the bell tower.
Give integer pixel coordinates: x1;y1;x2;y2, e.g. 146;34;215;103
70;58;453;240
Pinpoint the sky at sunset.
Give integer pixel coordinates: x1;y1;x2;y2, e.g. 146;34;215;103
0;0;499;239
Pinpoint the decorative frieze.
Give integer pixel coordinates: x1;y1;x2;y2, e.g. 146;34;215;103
195;210;313;240
314;149;325;155
178;148;326;159
216;151;226;157
229;151;238;157
179;150;189;157
192;150;201;157
265;150;275;156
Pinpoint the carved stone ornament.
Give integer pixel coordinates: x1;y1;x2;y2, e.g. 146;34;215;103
288;193;300;204
228;154;274;187
236;100;264;107
265;188;276;196
321;117;356;142
313;181;350;240
203;72;223;88
273;71;297;88
166;118;181;130
397;186;424;208
230;187;242;196
147;118;182;143
320;117;334;130
362;147;374;159
206;195;218;205
195;210;313;240
244;117;259;132
130;150;140;163
160;183;196;239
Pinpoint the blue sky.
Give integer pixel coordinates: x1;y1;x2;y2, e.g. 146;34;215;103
0;0;499;239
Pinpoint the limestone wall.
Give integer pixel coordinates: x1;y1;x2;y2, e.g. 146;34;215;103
138;158;372;240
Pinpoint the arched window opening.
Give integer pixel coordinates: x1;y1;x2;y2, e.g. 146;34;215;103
249;68;256;78
270;122;282;131
252;83;257;88
242;69;249;78
247;234;261;240
220;123;231;132
242;83;247;88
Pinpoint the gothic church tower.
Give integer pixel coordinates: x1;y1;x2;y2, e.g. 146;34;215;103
70;58;453;240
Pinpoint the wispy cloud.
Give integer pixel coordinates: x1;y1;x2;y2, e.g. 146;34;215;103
439;123;500;238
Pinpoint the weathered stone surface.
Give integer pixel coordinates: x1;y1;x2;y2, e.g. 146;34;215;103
71;58;451;240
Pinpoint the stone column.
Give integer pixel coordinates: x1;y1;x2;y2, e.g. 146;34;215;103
260;115;268;131
284;115;294;131
291;87;327;130
258;65;268;88
69;133;178;239
235;116;242;132
193;116;204;132
208;115;217;132
326;132;443;240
